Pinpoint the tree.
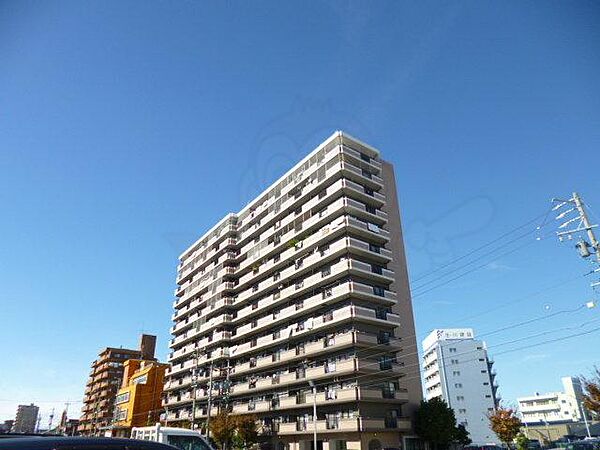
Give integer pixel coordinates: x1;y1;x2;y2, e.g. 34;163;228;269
515;432;529;450
210;411;236;450
234;415;258;450
415;398;459;450
582;367;600;415
488;407;522;448
453;424;472;446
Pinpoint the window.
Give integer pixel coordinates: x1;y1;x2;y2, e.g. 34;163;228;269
453;371;461;376
366;205;376;214
369;243;381;253
115;392;130;404
458;409;467;414
449;348;457;353
451;359;459;365
322;267;331;277
319;189;327;199
454;383;463;388
483;382;490;386
273;272;280;281
373;286;385;297
132;375;147;385
371;264;383;275
456;396;465;401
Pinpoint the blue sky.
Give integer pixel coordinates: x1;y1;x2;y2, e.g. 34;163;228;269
1;1;599;424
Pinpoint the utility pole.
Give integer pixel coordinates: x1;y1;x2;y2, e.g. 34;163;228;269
48;408;55;432
206;362;214;438
191;348;199;430
580;401;592;439
553;192;600;289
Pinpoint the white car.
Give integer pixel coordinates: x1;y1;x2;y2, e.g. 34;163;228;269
131;424;214;450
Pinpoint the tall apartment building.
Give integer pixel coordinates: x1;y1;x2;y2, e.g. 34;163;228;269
517;377;589;425
11;404;39;433
78;334;157;435
164;131;422;450
422;329;499;445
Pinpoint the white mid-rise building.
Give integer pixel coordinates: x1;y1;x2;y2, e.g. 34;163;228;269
517;377;588;425
164;132;423;450
422;329;500;445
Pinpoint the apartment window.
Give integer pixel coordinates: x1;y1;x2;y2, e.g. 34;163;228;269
366;205;376;214
369;243;381;253
251;320;257;329
295;207;302;216
274;220;281;229
251;339;257;348
458;409;467;414
273;272;281;282
485;395;492;398
454;383;463;388
273;290;280;300
319;190;327;199
456;396;465;401
483;382;490;386
362;169;372;179
481;370;487;374
252;301;259;310
449;348;457;353
296;343;305;355
319;244;329;256
273;330;281;339
322;267;331;277
453;371;461;376
319;208;327;218
249;358;257;368
295;280;304;290
252;284;259;292
254;236;260;244
373;286;385;297
371;264;383;275
364;187;374;196
451;359;459;365
360;152;371;163
272;310;280;319
322;287;333;299
295;258;304;270
295;299;304;310
380;355;393;370
273;253;280;263
323;311;333;322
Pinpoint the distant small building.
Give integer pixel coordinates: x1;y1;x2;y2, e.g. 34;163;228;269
11;404;39;433
110;359;169;437
517;376;590;425
0;420;15;433
422;328;500;445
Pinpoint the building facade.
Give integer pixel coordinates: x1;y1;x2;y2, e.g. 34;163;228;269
11;404;39;433
78;334;157;435
164;131;422;450
112;359;169;436
517;377;588;425
422;329;499;445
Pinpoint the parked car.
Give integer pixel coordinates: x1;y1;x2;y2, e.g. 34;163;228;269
0;437;179;449
130;425;214;450
565;440;600;450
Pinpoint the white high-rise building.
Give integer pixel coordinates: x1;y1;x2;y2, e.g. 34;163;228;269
164;131;423;450
517;377;588;425
422;329;500;445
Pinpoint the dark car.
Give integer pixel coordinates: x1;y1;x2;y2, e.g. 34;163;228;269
0;436;178;449
566;440;600;450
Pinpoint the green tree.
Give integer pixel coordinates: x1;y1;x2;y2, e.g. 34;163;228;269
234;415;258;450
515;432;529;450
210;411;236;450
415;397;459;450
488;407;522;449
453;424;472;446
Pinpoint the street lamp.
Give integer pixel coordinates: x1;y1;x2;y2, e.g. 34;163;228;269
308;380;317;450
